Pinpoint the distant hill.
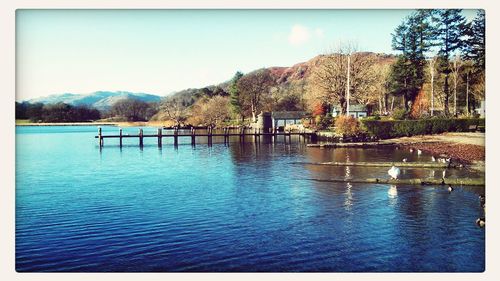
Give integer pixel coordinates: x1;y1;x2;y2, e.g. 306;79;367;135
27;91;162;111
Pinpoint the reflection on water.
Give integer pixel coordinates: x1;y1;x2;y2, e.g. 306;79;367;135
16;126;484;272
388;185;398;198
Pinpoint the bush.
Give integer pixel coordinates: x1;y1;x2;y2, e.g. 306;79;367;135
391;108;408;120
315;114;333;130
361;118;485;139
335;115;362;137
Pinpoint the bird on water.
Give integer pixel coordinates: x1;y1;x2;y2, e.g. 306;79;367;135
431;156;436;162
447;184;454;192
476;217;485;228
402;158;408;162
388;166;401;180
417;149;422;155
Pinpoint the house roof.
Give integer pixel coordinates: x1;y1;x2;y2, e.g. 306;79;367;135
332;104;367;112
271;111;310;119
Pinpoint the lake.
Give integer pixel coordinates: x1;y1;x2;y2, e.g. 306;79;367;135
15;125;485;272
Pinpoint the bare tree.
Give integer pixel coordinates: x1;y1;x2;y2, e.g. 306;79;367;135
308;42;377;115
372;63;391;115
199;96;231;127
451;54;463;116
237;68;275;122
428;56;438;116
160;98;189;126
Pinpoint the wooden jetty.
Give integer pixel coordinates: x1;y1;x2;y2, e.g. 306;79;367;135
309;177;485;186
95;127;316;147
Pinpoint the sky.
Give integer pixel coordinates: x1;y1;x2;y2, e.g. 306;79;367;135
16;9;479;101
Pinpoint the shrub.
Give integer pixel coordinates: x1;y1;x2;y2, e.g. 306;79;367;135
316;114;333;130
335;115;362;137
361;118;485;139
391;108;408;120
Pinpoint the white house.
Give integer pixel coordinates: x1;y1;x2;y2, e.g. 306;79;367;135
331;104;368;119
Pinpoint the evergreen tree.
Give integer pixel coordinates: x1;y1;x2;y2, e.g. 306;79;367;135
229;71;244;120
433;9;467;116
389;10;435;111
464;10;485;70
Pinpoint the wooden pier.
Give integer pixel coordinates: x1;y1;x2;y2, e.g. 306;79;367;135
95;127;316;147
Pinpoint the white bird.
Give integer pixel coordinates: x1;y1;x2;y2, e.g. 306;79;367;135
476;218;485;228
431;156;436;162
447;184;454;192
402;158;408;162
417;149;422;155
388;165;401;180
409;148;414;153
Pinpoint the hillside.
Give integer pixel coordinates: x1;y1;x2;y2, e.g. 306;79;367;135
167;52;396;106
27;91;162;111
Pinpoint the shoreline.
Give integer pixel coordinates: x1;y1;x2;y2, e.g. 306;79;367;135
15;121;171;127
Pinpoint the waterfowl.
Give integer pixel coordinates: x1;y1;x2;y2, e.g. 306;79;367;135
409;148;414;153
479;195;485;207
476;217;485;228
388;165;401;180
417;149;422;155
447;184;454;192
402;158;408;162
431;156;436;162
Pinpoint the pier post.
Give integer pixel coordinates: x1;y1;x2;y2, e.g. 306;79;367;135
98;127;103;147
139;128;144;147
191;127;196;146
174;127;178;146
157;128;162;147
208;127;213;145
119;128;123;147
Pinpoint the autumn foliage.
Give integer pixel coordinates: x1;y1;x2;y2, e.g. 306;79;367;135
335;115;362;136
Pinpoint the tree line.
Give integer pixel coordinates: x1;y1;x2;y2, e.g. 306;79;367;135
15;99;160;123
389;9;484;117
16;102;101;122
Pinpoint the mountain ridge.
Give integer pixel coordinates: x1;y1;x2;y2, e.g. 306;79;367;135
26;91;163;111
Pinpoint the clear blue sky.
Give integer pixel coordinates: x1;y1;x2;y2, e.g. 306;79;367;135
16;9;479;101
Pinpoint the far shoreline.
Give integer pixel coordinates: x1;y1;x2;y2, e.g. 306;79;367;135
15;120;170;127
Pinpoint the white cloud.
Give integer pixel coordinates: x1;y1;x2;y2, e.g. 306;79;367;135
288;24;310;45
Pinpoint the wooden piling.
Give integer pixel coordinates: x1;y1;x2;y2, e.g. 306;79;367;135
208;127;213;145
119;128;122;147
139;128;143;146
98;127;103;147
224;127;229;143
174;127;178;146
157;128;162;147
191;127;196;145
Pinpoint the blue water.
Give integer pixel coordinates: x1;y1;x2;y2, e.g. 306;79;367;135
16;126;485;272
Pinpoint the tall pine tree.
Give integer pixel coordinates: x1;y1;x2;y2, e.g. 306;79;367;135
389;10;435;111
464;10;485;70
433;9;467;116
229;71;244;121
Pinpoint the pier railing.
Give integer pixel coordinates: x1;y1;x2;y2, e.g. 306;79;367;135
95;127;316;147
